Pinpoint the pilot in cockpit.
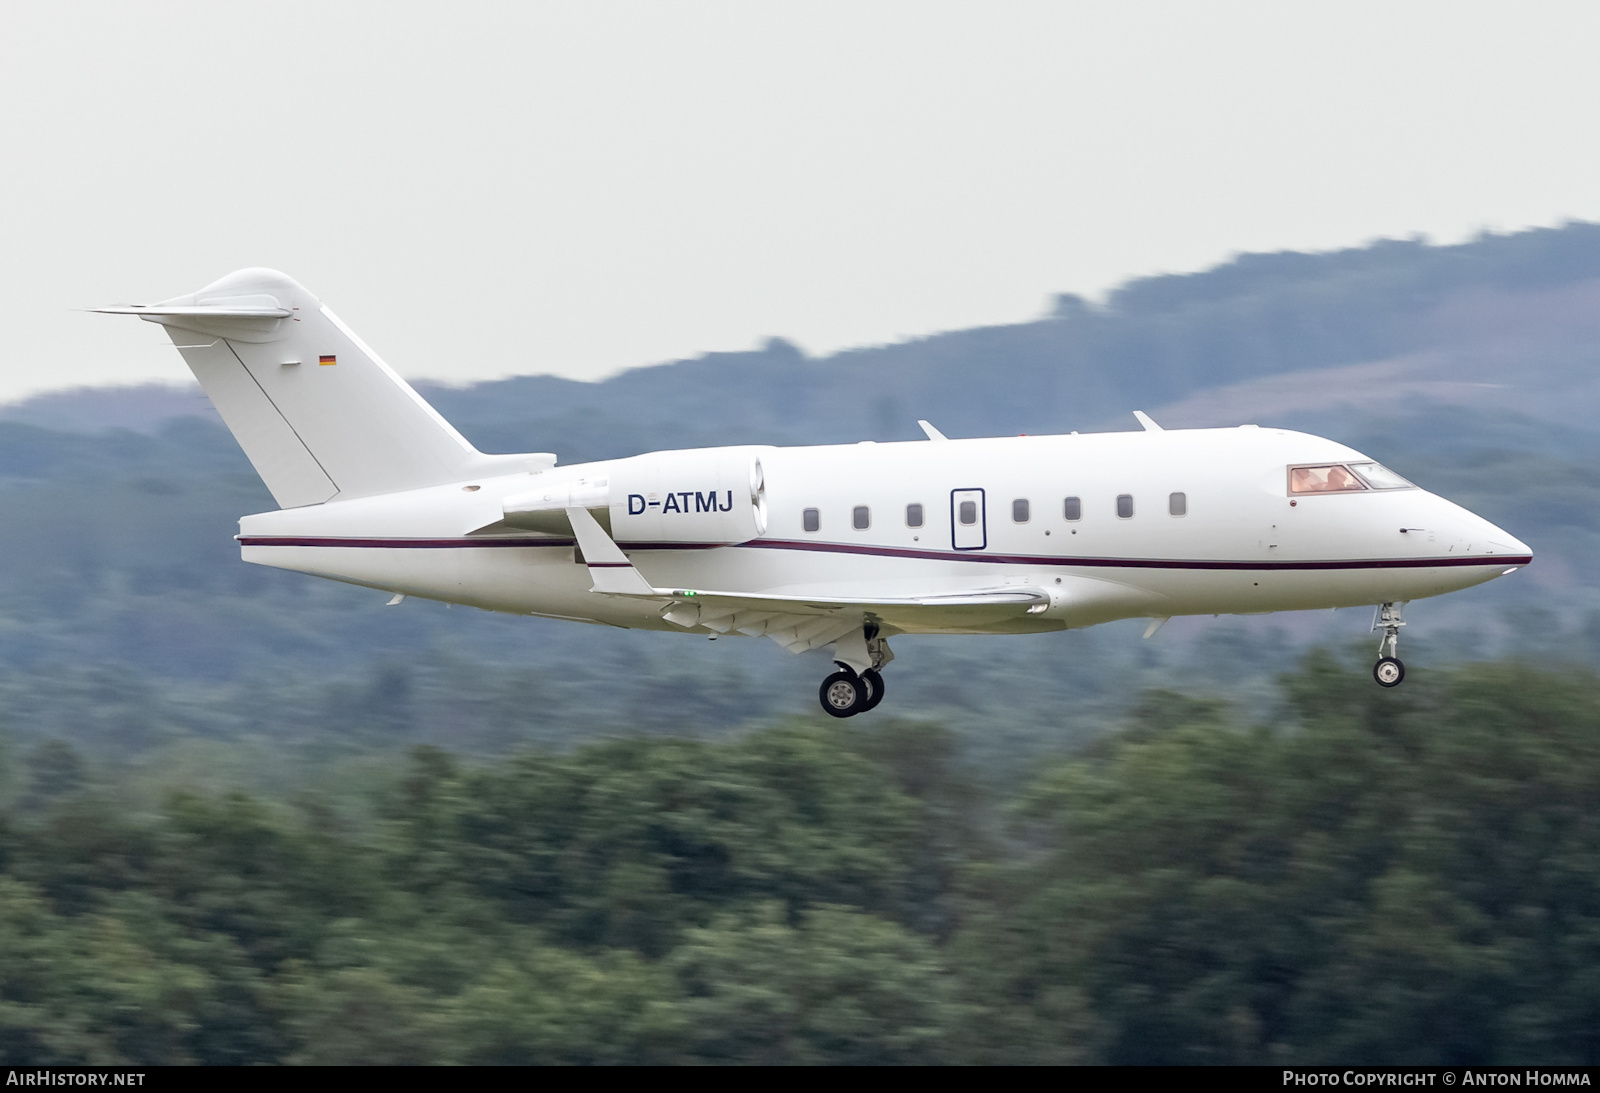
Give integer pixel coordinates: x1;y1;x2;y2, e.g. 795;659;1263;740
1290;464;1363;494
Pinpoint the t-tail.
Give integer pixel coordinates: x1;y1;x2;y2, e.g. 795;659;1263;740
94;269;542;507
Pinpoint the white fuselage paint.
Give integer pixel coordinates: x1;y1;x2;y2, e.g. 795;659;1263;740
235;425;1531;637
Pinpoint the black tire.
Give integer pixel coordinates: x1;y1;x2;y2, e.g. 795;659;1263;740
1374;656;1405;688
859;669;885;712
819;670;865;717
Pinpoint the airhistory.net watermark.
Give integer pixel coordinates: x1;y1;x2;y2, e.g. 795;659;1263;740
5;1074;145;1087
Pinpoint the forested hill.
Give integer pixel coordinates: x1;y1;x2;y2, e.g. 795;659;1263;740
423;222;1600;461
13;222;1600;462
4;659;1599;1064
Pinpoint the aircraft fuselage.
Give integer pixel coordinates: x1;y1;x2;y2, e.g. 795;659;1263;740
236;424;1530;635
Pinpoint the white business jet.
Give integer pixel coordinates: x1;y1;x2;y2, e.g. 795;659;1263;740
97;270;1533;716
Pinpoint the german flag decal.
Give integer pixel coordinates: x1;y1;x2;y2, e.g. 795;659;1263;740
318;354;336;366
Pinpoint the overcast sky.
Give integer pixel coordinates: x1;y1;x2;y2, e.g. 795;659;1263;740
3;1;1599;403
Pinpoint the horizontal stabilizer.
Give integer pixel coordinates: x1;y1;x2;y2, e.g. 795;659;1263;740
90;304;292;319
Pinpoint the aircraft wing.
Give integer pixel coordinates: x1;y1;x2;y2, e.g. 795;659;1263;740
563;507;1046;654
648;588;1045;613
587;568;1048;653
642;586;1046;654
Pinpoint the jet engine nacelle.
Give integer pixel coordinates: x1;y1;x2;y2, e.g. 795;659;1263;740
609;446;770;544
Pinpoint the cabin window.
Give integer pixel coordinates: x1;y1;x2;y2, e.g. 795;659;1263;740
852;505;870;530
803;507;820;532
1063;496;1081;521
1288;464;1367;494
1349;462;1415;490
959;500;978;525
1012;498;1030;523
1169;492;1187;517
1116;494;1134;519
906;503;924;528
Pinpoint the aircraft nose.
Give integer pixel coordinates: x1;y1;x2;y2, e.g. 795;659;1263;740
1490;526;1533;562
1458;505;1531;566
1500;530;1532;559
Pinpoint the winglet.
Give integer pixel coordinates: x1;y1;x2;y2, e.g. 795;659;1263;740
917;420;949;441
1132;410;1163;432
566;507;658;595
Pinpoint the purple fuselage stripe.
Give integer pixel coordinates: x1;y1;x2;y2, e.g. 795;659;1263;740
236;536;1531;572
746;538;1530;571
239;536;575;549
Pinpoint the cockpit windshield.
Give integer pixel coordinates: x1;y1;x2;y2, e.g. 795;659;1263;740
1288;462;1415;494
1348;462;1414;490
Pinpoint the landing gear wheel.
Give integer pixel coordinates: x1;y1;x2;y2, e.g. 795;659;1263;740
859;669;885;712
1372;603;1406;688
1374;656;1405;688
820;670;867;718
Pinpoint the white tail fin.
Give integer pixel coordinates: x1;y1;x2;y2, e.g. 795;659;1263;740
95;269;544;507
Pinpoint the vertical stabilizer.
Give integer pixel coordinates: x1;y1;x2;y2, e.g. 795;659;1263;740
95;269;534;507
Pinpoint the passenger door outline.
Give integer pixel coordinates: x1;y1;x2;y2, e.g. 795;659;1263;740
950;488;986;551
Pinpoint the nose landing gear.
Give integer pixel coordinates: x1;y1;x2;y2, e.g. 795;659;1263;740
1372;601;1406;687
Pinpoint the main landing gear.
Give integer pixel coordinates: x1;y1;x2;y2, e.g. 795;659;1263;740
818;622;894;718
1373;601;1406;688
820;665;885;718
